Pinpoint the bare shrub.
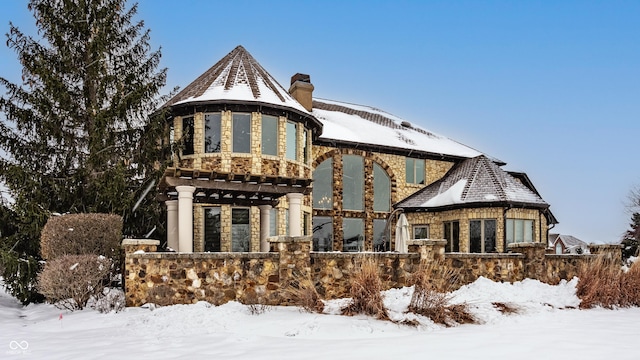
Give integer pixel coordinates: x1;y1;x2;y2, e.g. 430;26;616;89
283;274;325;313
40;213;123;260
93;288;125;313
243;291;272;315
621;261;640;307
577;254;623;309
342;258;389;320
408;260;474;326
37;254;112;311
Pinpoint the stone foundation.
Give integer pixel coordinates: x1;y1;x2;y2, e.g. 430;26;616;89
123;238;622;307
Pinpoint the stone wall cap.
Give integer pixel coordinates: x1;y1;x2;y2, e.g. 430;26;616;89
546;254;595;259
127;252;280;260
446;252;525;259
121;239;160;246
507;242;546;249
310;252;419;259
267;235;312;243
588;243;623;249
407;239;447;246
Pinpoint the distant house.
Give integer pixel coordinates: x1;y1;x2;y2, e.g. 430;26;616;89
549;234;588;254
157;45;558;254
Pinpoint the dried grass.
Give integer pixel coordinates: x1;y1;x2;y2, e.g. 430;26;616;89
342;258;389;320
284;275;325;314
620;261;640;307
408;260;474;326
492;302;520;315
577;254;623;309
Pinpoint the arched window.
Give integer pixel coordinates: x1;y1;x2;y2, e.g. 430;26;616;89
343;155;364;211
313;158;332;210
373;162;390;212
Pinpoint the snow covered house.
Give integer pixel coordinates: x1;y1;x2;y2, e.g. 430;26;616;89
157;45;557;254
549;234;588;254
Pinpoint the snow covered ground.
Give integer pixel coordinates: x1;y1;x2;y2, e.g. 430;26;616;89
1;277;638;360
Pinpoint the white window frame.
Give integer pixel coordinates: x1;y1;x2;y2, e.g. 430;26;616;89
413;225;430;239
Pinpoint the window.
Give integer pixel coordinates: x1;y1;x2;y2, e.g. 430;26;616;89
343;155;364;211
312;216;333;252
285;209;289;236
444;221;460;252
373;219;388;251
269;208;278;237
406;158;425;184
261;115;278;156
470;219;496;253
182;116;194;155
232;113;251;153
231;208;250;252
204;113;221;153
413;225;429;239
286;121;297;160
303;129;310;164
555;242;563;254
313;158;332;209
343;218;364;252
204;207;221;252
303;212;310;236
373;163;390;212
506;219;534;244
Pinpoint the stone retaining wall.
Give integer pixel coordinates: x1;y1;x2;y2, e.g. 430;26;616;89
122;238;622;307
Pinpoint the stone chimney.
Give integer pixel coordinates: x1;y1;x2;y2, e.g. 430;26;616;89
288;73;314;112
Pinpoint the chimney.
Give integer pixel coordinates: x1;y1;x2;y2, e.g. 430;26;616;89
288;73;314;112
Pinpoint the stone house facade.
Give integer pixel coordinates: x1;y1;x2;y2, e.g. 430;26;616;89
157;45;557;255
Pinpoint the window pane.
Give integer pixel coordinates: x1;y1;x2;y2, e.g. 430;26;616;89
414;226;429;239
232;113;251;153
231;209;250;252
470;220;482;253
343;155;364;210
182;117;194;155
444;222;451;252
312;216;332;252
285;209;289;236
286;121;297;160
506;219;514;244
313;159;332;209
515;220;524;243
415;159;425;185
204;113;221;153
484;220;496;252
452;221;460;252
261;115;278;156
303;129;309;163
204;207;221;252
405;158;414;184
374;219;388;252
303;212;310;236
269;208;277;237
343;218;364;252
524;220;533;242
373;163;390;212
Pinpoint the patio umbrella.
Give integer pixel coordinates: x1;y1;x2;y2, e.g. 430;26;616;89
395;213;410;253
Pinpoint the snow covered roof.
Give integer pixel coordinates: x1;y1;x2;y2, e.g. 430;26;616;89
396;155;549;211
164;46;312;116
552;234;588;249
312;99;500;162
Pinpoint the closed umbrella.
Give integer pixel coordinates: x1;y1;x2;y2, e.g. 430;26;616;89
395;213;409;253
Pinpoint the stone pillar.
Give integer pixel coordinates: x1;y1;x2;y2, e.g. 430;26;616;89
269;235;312;305
588;244;623;263
407;239;447;263
176;185;196;253
165;200;179;251
508;242;546;280
286;193;303;237
259;205;272;252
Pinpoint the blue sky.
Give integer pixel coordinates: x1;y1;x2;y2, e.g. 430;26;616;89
1;0;639;244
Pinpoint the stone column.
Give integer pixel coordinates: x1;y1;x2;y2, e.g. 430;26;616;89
286;193;303;236
270;235;313;305
259;205;272;252
176;185;196;253
588;244;623;263
165;200;179;251
407;239;447;263
508;242;546;280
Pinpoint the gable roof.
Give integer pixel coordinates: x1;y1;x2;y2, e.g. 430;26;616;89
395;155;549;211
552;234;588;249
312;98;502;163
164;45;312;117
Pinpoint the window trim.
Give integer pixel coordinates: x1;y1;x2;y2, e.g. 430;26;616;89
506;219;534;244
413;225;430;239
232;113;252;154
261;114;278;156
444;220;460;252
406;157;425;184
469;219;497;253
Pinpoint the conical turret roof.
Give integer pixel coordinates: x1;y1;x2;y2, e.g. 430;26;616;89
165;45;310;115
396;155;549;210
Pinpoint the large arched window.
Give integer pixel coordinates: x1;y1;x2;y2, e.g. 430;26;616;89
343;155;364;211
313;158;333;210
373;162;390;212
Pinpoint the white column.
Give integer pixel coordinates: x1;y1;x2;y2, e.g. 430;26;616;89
176;185;196;253
286;193;303;237
259;205;272;252
165;200;179;251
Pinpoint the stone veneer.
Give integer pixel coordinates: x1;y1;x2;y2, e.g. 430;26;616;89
123;238;622;307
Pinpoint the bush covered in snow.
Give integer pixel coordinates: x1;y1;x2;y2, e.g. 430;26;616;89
40;213;122;261
37;254;112;310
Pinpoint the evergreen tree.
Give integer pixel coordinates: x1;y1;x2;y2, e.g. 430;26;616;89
622;212;640;260
0;0;173;304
